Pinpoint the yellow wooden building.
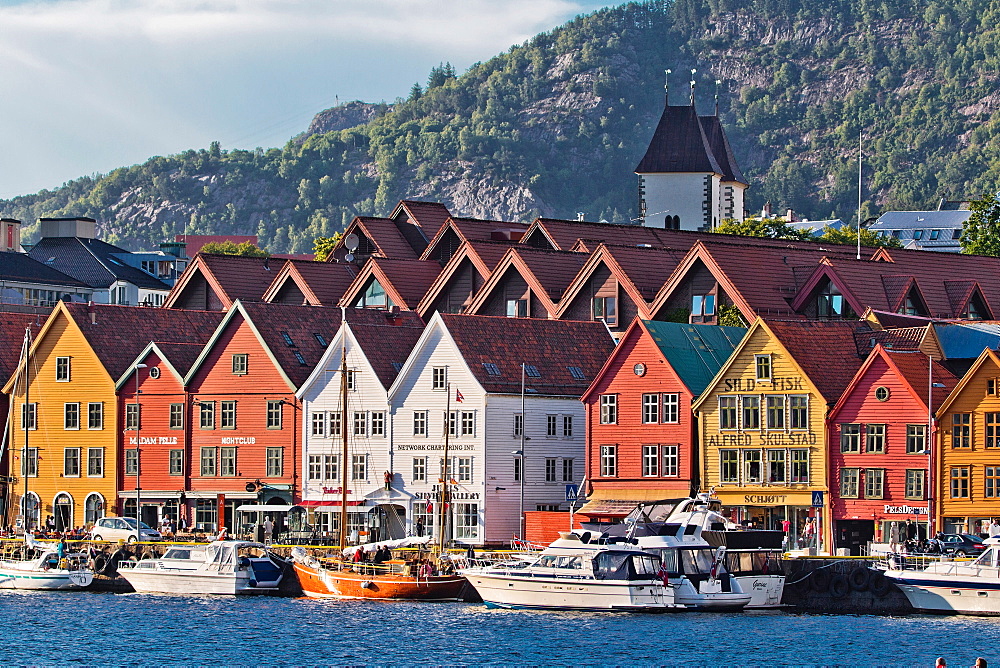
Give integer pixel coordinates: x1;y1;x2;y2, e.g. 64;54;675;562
692;318;866;553
3;302;223;531
934;348;1000;535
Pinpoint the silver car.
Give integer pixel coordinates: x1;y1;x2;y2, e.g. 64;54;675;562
90;517;162;542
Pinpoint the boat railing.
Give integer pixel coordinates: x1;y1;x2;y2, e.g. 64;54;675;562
879;552;959;571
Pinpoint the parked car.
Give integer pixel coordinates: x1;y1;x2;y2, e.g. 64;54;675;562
937;533;987;557
90;516;162;542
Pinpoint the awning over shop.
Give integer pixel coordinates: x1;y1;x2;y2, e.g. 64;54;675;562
576;488;677;517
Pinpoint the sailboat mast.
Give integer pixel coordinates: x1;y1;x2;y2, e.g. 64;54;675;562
22;327;30;532
339;312;349;550
440;381;450;552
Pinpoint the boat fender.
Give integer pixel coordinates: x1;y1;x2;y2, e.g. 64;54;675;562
811;567;832;592
870;572;893;597
848;567;871;592
361;581;373;589
829;573;850;599
94;555;108;573
580;531;591;544
248;579;258;587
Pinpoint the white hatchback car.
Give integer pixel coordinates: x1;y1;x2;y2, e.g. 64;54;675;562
90;516;162;542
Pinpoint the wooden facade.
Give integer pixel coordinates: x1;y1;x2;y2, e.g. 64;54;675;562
693;320;832;550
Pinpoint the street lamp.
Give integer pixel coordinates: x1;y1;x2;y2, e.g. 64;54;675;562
133;363;147;540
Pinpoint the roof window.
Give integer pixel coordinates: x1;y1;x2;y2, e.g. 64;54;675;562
524;364;541;378
482;363;501;376
391;362;403;372
292;351;307;366
314;333;328;348
567;366;585;380
280;331;295;347
929;229;940;240
913;229;924;240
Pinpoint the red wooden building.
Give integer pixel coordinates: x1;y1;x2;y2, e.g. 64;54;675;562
578;318;745;521
827;344;957;554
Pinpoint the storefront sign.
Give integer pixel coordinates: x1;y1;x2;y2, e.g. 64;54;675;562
396;443;476;451
128;436;178;445
724;376;805;392
706;432;817;447
715;491;814;507
414;491;480;500
743;494;789;505
221;436;256;445
884;505;928;515
321;487;353;495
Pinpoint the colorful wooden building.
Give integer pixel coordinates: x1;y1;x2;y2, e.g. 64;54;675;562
935;348;1000;535
827;345;956;554
693;319;867;552
579;319;744;520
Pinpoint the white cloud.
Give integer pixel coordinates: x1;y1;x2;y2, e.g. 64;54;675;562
0;0;614;199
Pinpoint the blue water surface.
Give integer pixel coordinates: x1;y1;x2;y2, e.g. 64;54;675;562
0;590;997;666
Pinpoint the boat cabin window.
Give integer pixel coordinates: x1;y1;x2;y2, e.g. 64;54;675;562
536;554;583;569
679;548;724;575
162;548;193;560
593;551;659;580
724;551;783;576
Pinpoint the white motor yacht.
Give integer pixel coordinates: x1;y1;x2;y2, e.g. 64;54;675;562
883;537;1000;615
464;532;681;612
117;540;285;595
0;536;93;591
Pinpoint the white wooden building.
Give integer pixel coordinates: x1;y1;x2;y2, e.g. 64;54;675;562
387;313;614;545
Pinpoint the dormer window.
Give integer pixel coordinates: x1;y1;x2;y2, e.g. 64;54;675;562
913;229;924;240
816;280;852;319
593;296;617;326
355;280;391;309
963;291;991;320
930;229;941;240
691;294;716;323
901;287;928;317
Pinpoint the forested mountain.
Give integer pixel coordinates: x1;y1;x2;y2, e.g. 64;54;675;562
3;0;1000;253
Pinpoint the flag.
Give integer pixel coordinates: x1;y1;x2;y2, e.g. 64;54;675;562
455;388;464;402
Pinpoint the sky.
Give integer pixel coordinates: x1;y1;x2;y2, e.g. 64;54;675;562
0;0;616;199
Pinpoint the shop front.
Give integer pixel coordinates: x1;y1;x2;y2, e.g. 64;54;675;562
714;491;818;551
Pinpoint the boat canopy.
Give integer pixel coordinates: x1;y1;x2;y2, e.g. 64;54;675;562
592;551;661;581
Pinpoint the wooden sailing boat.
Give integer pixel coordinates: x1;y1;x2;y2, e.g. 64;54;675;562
292;312;466;600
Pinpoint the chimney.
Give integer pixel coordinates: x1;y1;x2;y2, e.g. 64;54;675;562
1;218;21;252
88;301;96;324
39;217;97;240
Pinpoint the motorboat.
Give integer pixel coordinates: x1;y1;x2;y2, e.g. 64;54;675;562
291;537;467;601
618;495;760;610
463;532;680;612
117;540;285;595
883;537;1000;615
0;535;94;591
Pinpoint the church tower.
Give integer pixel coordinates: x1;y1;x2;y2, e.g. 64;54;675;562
636;77;747;230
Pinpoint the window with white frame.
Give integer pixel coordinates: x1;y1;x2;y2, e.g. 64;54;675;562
413;411;427;436
351;454;367;480
458;457;472;482
432;367;447;390
64;448;80;477
789;395;808;429
371;412;385;437
56;356;71;382
460;411;474;436
353;412;367;436
125;403;140;430
642;445;659;477
346;370;357;391
545;458;557;482
88;402;103;430
906;424;927;454
311;412;327;437
22;447;38;477
266;401;283;429
662;394;680;423
199;402;215;429
600;395;617;424
840;424;861;453
221;401;236;429
840;468;860;498
562;458;574;482
768;449;786;483
87;448;103;477
64;403;80;430
790;449;809;482
547;415;557;436
324;455;339;481
308;455;322;480
266;448;283;477
741;396;760;429
330;412;341;437
744;449;762;483
454;503;479;540
562;415;573;437
200;447;216;476
231;354;248;376
720;449;738;482
642;394;659;424
600;445;617;477
755;354;772;381
513;414;523;437
220;447;237;476
412;457;426;482
766;396;784;429
662;445;679;477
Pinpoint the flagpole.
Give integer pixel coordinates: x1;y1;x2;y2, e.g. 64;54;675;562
519;362;526;540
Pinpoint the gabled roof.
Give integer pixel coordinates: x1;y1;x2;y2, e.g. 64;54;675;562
415;240;500;318
643;320;746;396
765;319;871;403
0;312;45;388
27;236;170;290
934;322;1000;359
829;344;957;420
164;253;279;309
261;259;359;306
635;104;723;175
114;340;207;388
0;251;90;289
521;217;680;252
347;314;426;390
437;314;614;396
390;199;451;242
420;217;528;262
339;257;442;310
466;247;587;317
699;115;748;185
937;347;1000;417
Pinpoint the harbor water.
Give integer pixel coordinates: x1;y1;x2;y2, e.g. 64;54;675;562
1;590;998;666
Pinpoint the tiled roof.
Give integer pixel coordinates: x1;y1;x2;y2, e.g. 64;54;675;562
392;200;452;241
465;240;518;271
63;303;224;380
883;347;958;407
448;217;528;242
348;311;425;390
154;341;211;378
601;244;691;301
525;218;671;251
236;303;344;388
508;248;588;301
440;314;614;396
0;312;45;386
353;217;421;259
369;258;443;309
635;104;723;175
699;115;748;185
28;237;170;290
263;259;359;306
934;322;1000;359
166;253;279;308
643;320;746;396
852;326;926;357
866;310;936;329
0;251;90;288
766;319;872;403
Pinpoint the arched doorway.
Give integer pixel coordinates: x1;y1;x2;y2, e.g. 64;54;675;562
21;492;40;531
53;493;73;532
84;493;105;526
369;504;407;542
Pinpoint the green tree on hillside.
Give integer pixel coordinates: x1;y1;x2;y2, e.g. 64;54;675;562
200;240;269;257
313;232;343;262
960;193;1000;256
